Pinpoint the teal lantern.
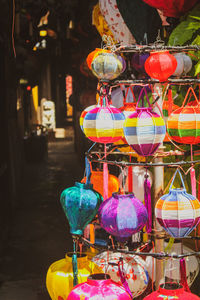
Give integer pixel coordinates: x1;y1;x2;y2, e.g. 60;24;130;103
60;182;103;235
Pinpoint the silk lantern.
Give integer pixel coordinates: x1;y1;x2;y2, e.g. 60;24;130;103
82;97;125;144
92;251;149;298
146;240;199;287
91;52;123;80
60;182;103;235
144;283;200;300
67;273;132;300
144;51;177;82
86;48;110;70
173;53;192;77
82;170;120;198
80;104;98;132
98;192;148;239
123;88;166;156
167;87;200;144
155;169;200;238
46;253;103;300
131;52;149;74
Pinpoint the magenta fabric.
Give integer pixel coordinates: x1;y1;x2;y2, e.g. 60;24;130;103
67;274;132;299
144;175;152;233
180;258;191;292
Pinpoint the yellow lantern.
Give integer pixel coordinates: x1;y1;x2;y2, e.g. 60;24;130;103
46;253;103;300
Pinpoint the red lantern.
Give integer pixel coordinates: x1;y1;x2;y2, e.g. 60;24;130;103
144;282;200;299
145;51;177;82
142;0;199;18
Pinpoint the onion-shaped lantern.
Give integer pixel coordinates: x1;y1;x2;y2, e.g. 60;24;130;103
123;88;166;156
131;52;149;75
167;87;200;144
98;192;148;239
91;52;123;80
155;169;200;238
86;48;110;70
144;283;200;300
81;170;120;198
92;251;149;298
67;273;132;300
60;182;103;235
173;53;192;77
82;97;125;144
46;253;103;300
144;51;177;82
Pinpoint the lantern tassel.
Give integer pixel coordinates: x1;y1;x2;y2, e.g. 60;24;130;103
144;173;152;233
72;239;78;287
103;145;108;200
180;257;190;292
118;258;132;299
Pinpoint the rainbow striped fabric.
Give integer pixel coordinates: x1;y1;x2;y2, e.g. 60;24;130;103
80;105;98;132
167;106;200;144
123;108;166;156
155;189;200;238
83;105;125;144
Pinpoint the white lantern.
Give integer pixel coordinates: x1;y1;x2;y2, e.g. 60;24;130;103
145;240;199;287
92;251;149;298
173;53;192;77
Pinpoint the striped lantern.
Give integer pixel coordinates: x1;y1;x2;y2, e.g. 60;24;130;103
82;97;125;144
123;88;166;156
80;104;98;132
167;87;200;144
155;169;200;238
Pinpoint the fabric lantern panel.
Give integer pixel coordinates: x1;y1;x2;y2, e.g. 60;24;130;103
98;192;148;239
91;52;123;80
144;51;177;82
155;169;200;238
92;251;149;298
46;253;103;300
60;182;103;235
173;53;193;77
123;89;166;156
80;104;99;132
162;98;179;142
118;166;153;202
111;86;135;108
82;99;125;144
86;48;110;70
81;170;120;198
67;273;132;300
167;87;200;144
144;283;200;300
145;240;199;287
99;0;136;45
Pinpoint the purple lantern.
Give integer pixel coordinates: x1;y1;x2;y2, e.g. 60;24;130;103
131;52;149;74
98;193;148;239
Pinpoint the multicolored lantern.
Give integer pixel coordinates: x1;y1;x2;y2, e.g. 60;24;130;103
67;273;132;300
144;51;177;82
173;53;193;77
167;87;200;144
86;48;110;70
82;170;120;198
91;52;123;80
60;182;103;235
144;282;200;300
46;253;103;300
98;192;148;239
82;97;125;144
131;52;149;75
123;88;166;156
80;104;98;132
155;169;200;238
92;251;149;298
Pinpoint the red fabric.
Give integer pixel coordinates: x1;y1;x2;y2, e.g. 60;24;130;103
142;0;199;17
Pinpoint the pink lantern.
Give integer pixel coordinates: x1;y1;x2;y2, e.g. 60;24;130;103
67;273;132;300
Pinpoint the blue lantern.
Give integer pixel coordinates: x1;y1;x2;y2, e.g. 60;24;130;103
60;182;103;235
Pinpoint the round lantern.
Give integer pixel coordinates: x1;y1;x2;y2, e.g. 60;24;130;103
60;182;103;235
144;282;200;300
92;251;149;298
118;55;126;73
155;169;200;238
86;48;110;70
167;87;200;144
91;52;123;80
173;53;193;77
131;52;149;74
67;273;132;300
82;170;120;198
80;104;99;132
82;99;125;144
123;100;166;157
144;51;177;82
98;192;148;239
162;99;179;142
46;253;103;300
118;166;153;202
145;240;199;287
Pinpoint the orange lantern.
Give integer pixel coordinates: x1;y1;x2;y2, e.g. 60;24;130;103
163;99;179;142
86;48;110;70
82;170;120;198
145;51;177;82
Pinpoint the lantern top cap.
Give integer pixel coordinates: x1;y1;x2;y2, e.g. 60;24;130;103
65;253;88;263
75;182;93;189
159;283;184;295
112;192;135;198
150;50;170;54
88;273;111;286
